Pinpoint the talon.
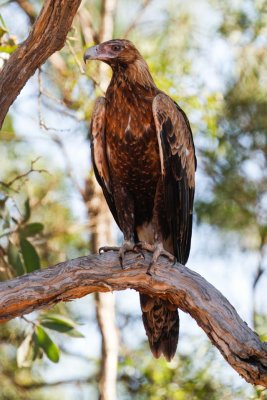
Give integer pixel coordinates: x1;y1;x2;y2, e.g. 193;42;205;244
119;254;124;270
116;240;139;269
134;241;175;273
146;262;154;276
133;244;145;259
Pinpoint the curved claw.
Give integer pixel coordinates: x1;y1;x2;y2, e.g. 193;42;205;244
118;240;145;269
133;244;145;259
100;241;144;269
135;242;176;275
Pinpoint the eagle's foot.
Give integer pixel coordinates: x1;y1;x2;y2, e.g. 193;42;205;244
99;241;144;269
118;240;144;269
136;242;176;275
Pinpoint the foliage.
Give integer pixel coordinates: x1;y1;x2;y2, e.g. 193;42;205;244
196;0;267;252
118;342;245;400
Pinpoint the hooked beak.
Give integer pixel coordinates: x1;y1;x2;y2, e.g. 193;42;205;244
84;44;116;64
83;45;99;63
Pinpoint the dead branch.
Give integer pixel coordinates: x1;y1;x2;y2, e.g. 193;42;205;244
0;0;82;129
0;251;266;387
124;0;154;38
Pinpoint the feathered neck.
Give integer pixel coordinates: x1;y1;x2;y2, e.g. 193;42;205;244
111;58;156;89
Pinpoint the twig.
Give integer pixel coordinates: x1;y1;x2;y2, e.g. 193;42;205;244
124;0;154;38
50;133;84;196
66;39;85;74
0;157;48;191
13;0;36;24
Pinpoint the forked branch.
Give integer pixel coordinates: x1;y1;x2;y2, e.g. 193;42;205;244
0;0;82;128
0;251;266;387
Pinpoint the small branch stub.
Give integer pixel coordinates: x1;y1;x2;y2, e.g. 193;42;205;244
0;250;266;387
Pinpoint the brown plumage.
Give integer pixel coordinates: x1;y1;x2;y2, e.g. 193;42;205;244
84;39;196;361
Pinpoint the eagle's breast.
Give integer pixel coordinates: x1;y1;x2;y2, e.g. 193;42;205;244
105;79;160;224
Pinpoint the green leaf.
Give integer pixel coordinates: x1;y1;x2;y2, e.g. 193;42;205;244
17;333;33;368
0;26;7;40
0;14;7;30
20;223;44;237
7;241;25;276
33;326;60;363
23;198;31;222
40;314;84;337
0;44;17;54
20;238;40;272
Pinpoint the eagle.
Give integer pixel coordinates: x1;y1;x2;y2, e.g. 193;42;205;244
84;39;196;361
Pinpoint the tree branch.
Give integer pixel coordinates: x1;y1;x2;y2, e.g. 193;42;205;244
0;0;82;128
0;251;266;387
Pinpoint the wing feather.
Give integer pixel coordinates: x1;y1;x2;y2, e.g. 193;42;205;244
153;93;196;264
90;97;120;229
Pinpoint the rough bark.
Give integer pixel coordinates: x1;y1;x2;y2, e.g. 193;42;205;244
0;251;267;387
0;0;82;129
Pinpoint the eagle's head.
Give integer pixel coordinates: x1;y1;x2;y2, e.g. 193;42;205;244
84;39;142;67
84;39;155;87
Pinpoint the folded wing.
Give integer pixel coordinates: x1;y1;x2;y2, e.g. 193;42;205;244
90;97;120;229
152;93;196;264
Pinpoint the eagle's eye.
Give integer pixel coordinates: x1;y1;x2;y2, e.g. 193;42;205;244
112;45;122;52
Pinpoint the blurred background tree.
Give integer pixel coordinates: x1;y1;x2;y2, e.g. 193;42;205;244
0;0;267;399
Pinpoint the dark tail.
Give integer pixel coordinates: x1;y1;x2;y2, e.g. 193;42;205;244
140;293;179;361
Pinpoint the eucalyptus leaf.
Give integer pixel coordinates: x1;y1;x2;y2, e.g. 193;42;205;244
7;241;25;276
0;14;7;29
23;198;31;222
40;314;84;337
33;326;60;363
20;223;44;237
20;238;40;272
0;44;17;54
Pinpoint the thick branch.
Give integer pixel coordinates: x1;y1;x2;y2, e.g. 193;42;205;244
0;251;267;387
0;0;82;128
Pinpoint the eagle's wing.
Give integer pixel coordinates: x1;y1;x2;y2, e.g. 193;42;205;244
90;97;120;229
152;93;196;264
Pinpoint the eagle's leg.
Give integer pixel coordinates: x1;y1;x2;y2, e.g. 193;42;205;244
136;179;176;275
99;241;143;269
136;241;176;275
100;184;143;268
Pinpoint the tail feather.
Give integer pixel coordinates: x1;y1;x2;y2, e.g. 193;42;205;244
140;293;179;361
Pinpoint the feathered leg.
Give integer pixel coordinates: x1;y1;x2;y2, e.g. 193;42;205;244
99;184;143;268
